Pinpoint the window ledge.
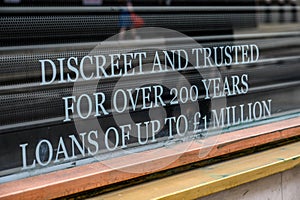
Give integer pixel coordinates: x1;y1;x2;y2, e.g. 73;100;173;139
93;140;300;200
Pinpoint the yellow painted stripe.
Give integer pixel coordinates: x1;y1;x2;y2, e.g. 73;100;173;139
92;141;300;200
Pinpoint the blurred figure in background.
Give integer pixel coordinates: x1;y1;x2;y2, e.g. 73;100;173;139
290;0;298;22
119;0;137;40
278;0;285;22
265;0;272;23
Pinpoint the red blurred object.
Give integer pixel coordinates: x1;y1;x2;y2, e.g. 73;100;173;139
131;13;144;28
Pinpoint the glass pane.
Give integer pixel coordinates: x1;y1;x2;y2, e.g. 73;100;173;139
0;0;299;183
